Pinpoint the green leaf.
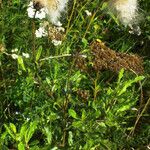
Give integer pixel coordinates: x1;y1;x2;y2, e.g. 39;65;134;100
44;127;52;144
81;109;86;121
10;123;17;134
82;38;88;48
117;68;124;84
118;76;144;96
18;56;26;71
0;131;8;141
68;109;78;119
72;121;82;128
36;46;42;62
25;121;38;144
20;123;28;139
101;2;108;10
4;124;15;140
68;131;73;146
18;142;25;150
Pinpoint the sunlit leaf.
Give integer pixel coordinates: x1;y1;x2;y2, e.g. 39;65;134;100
44;127;52;144
68;131;73;146
18;142;25;150
69;109;78;119
10;123;17;134
4;124;15;140
36;46;42;62
18;56;26;71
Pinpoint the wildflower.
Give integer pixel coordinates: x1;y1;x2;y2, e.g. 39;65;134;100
85;10;92;16
27;1;46;19
11;48;18;53
129;25;141;36
35;8;47;19
54;21;62;27
27;2;36;18
11;54;18;59
35;27;48;38
57;26;65;32
52;39;62;46
22;52;30;58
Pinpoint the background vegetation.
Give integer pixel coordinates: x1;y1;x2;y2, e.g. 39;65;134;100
0;0;150;149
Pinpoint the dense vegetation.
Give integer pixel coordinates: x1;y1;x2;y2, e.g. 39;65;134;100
0;0;150;149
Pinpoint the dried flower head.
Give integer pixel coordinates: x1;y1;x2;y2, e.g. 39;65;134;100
0;44;5;53
48;25;65;41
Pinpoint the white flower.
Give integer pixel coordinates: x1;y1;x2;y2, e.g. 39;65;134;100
85;10;92;16
11;48;18;53
129;25;141;36
52;39;62;46
28;1;33;7
11;54;18;59
57;26;65;32
27;2;36;18
35;27;48;38
22;52;30;58
27;1;46;19
15;111;19;115
54;21;62;27
35;8;47;19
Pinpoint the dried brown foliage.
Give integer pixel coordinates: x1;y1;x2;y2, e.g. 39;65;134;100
90;40;144;74
74;53;87;72
77;89;90;101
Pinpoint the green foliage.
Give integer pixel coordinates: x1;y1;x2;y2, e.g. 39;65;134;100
1;121;38;150
0;0;150;149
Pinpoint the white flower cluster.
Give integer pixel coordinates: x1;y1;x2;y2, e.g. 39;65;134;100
51;39;62;46
35;26;48;38
11;48;30;59
27;1;47;19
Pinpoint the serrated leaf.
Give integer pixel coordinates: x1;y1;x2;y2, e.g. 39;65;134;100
36;46;42;62
118;76;144;96
68;109;78;119
18;56;26;71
